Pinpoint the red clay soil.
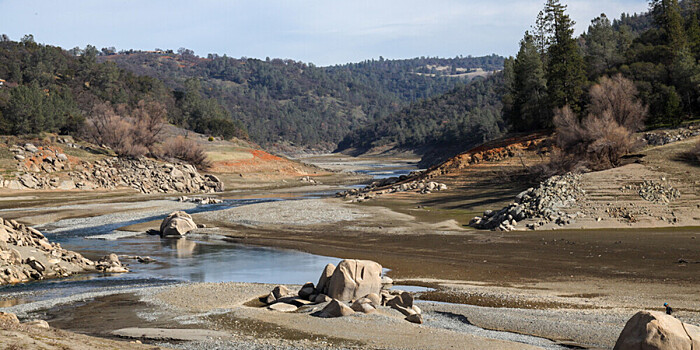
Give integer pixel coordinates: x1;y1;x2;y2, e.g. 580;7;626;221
210;149;315;177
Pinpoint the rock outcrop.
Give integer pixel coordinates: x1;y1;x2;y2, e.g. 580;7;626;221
470;173;585;231
327;259;383;301
644;126;700;146
261;260;423;324
0;218;128;285
6;143;224;194
160;211;197;237
614;311;700;350
336;179;448;203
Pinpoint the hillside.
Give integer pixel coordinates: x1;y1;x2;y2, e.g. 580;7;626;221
335;74;506;165
100;52;503;150
0;38;247;141
339;0;700;164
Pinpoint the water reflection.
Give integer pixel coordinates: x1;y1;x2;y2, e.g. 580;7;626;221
161;237;197;258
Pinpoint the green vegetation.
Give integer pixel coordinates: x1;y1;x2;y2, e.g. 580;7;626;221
335;76;505;152
0;37;248;140
101;52;503;148
506;0;700;132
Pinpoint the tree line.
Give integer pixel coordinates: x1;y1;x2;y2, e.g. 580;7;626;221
0;36;248;140
101;52;503;149
504;0;700;132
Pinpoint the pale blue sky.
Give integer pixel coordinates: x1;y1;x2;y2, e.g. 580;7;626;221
0;0;649;66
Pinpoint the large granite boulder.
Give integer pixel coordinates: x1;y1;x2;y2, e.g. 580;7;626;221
316;263;336;295
614;311;700;350
160;211;197;237
327;259;382;301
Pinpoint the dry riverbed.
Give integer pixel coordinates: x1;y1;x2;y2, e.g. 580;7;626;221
1;145;699;349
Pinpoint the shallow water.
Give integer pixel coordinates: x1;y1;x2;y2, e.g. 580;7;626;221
0;161;419;310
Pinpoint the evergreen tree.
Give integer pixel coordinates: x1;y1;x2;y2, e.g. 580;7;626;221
651;0;687;54
544;0;588;112
509;33;550;130
583;14;622;78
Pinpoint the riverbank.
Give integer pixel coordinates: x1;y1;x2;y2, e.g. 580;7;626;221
0;146;698;349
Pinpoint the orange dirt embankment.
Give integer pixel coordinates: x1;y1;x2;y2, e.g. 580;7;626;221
209;149;320;178
420;133;550;180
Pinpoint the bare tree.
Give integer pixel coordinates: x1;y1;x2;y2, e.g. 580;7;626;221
82;100;164;158
161;136;212;170
551;75;648;171
588;74;647;132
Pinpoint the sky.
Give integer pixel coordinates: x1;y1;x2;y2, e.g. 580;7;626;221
0;0;650;66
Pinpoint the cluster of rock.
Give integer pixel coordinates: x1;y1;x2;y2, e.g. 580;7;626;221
644;127;699;146
11;143;70;173
470;173;585;231
177;196;223;205
160;211;198;237
336;178;448;202
0;217;128;285
262;259;424;324
299;176;321;185
68;158;224;194
614;311;700;350
620;180;681;204
1;311;51;330
5;149;224;194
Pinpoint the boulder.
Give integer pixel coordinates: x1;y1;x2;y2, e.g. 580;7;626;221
298;282;315;299
160;211;197;237
96;253;128;273
264;292;277;304
272;285;291;299
351;298;376;314
406;313;424;324
387;292;418;316
24;143;39;153
316;263;336;295
364;293;381;307
24;319;50;328
614;311;700;350
0;312;20;326
319;299;355;318
268;303;298;313
314;294;332;303
327;259;382;301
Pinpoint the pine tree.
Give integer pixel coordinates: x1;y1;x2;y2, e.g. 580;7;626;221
544;0;588;113
583;14;622;78
510;32;550;130
651;0;687;54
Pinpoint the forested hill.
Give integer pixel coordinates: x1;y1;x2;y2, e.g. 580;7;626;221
100;52;503;150
340;0;700;161
335;74;506;156
0;37;247;140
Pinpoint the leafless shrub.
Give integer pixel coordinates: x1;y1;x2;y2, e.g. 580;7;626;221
82;100;165;158
588;74;647;132
161;136;212;170
550;75;648;172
